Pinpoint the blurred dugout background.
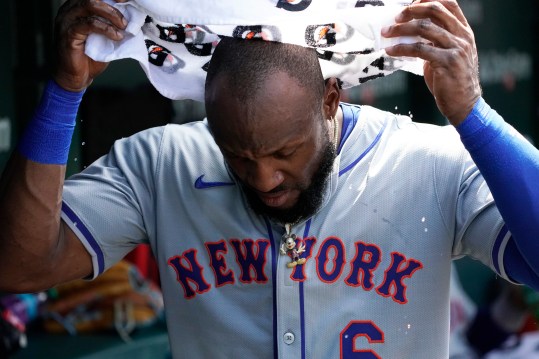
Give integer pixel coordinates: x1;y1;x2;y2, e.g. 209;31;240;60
0;0;538;303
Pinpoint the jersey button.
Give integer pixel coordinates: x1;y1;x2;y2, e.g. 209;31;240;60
283;332;295;345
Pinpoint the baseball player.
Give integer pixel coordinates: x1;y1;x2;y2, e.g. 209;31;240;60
1;0;539;358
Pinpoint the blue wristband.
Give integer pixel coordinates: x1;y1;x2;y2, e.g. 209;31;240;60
18;80;85;164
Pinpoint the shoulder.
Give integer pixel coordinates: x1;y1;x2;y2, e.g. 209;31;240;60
360;105;466;155
347;105;473;182
112;120;215;158
160;120;214;147
157;120;221;160
92;120;220;181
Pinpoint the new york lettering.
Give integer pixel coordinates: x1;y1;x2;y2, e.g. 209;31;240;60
167;236;423;304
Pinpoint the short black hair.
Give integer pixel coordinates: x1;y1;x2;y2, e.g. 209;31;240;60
205;37;325;104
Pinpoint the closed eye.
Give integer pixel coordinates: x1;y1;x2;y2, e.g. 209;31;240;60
274;148;297;160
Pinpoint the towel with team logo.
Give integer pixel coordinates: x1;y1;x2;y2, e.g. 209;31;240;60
85;0;424;101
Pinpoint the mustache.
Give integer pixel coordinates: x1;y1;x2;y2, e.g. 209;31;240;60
247;181;292;194
260;185;288;194
248;182;306;195
227;170;302;194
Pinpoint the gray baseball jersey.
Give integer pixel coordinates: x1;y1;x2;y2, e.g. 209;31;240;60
61;103;510;358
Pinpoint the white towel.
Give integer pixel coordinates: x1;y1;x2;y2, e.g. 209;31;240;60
85;0;424;101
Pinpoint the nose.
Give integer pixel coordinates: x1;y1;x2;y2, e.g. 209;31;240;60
246;159;284;193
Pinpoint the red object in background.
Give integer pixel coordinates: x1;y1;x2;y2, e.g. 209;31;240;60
521;315;539;334
125;244;160;286
1;309;25;333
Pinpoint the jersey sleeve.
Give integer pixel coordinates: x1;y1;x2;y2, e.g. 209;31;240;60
450;97;539;285
450;155;512;281
61;126;165;279
457;98;539;289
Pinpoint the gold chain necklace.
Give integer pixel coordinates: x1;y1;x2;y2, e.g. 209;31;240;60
332;115;339;152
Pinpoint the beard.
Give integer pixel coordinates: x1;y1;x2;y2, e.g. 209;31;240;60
239;136;336;225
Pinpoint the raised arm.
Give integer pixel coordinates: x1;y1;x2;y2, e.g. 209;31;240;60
0;0;127;293
382;0;539;287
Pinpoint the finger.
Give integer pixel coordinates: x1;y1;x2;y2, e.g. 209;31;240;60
396;1;463;35
415;0;469;26
385;41;452;65
86;0;128;30
70;16;125;41
383;19;455;49
62;0;128;30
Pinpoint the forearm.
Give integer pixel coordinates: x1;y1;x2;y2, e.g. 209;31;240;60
457;98;539;281
0;155;67;292
0;81;84;292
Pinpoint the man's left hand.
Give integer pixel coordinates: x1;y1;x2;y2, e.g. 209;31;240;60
382;0;481;126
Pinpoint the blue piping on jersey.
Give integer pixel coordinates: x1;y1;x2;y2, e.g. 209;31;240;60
492;224;509;275
339;119;388;177
300;219;312;359
61;201;105;275
264;217;279;359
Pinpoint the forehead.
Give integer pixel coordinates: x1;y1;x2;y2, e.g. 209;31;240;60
207;71;321;153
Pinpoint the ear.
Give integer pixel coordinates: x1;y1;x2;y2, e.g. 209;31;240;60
323;77;341;118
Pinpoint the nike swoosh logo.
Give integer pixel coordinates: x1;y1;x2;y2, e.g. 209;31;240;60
194;175;235;189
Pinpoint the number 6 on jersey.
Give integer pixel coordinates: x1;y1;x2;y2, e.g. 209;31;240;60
341;321;384;359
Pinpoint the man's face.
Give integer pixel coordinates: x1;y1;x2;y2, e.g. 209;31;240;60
206;71;336;224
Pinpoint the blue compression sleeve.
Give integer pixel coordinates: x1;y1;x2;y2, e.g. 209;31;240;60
457;98;539;285
18;80;85;164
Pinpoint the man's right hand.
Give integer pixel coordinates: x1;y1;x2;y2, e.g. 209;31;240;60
53;0;129;92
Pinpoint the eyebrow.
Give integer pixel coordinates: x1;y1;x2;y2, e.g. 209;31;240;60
221;138;305;159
